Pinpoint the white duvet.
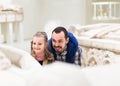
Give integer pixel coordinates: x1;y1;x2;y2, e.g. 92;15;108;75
0;43;120;86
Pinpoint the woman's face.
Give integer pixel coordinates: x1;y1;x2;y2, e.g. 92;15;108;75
32;36;47;54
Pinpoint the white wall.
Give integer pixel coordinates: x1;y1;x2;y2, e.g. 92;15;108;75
12;0;44;39
42;0;91;26
12;0;91;40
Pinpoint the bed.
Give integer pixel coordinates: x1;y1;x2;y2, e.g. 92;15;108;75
68;23;120;67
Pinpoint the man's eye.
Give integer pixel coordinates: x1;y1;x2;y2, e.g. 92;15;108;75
58;40;63;43
52;39;56;42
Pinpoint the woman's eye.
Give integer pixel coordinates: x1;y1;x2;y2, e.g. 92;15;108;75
33;42;36;45
38;43;41;45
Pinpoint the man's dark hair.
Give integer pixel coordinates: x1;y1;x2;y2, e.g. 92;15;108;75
52;26;68;39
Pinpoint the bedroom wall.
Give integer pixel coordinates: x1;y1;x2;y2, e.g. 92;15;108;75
6;0;91;40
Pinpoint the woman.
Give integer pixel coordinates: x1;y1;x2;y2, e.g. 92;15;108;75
31;31;54;65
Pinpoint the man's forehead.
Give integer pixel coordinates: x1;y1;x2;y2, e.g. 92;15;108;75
52;31;65;37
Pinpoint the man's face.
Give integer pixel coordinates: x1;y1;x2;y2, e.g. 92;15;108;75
52;31;69;53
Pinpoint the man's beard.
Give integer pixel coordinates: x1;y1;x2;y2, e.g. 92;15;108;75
53;46;66;53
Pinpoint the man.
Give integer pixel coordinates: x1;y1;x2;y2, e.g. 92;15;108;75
48;26;82;66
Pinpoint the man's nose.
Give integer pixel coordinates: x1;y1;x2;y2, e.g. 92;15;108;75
54;42;59;46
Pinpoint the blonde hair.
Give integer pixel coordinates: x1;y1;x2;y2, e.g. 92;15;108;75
31;31;54;64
